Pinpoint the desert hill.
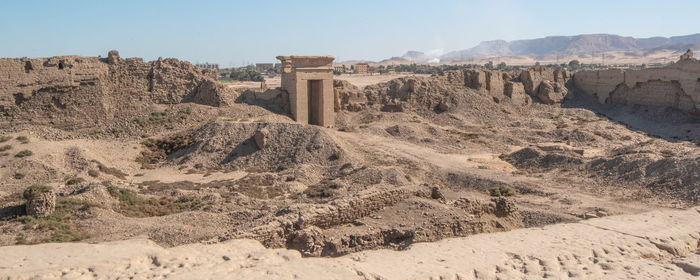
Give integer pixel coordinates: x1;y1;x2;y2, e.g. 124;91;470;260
374;34;700;65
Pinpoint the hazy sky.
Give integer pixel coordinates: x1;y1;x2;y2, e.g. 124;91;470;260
1;0;698;66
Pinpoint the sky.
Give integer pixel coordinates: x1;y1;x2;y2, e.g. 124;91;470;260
1;0;699;66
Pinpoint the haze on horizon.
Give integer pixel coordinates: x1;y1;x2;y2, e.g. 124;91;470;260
1;0;699;67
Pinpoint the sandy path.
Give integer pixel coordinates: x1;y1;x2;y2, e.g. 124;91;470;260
338;132;516;173
128;167;247;184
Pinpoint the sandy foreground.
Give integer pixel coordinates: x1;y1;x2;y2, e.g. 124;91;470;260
2;207;699;279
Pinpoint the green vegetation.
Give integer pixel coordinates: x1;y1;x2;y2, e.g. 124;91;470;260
23;185;52;200
378;59;640;75
224;65;264;82
329;151;343;161
178;107;193;115
14;149;33;158
133;109;191;128
106;184;209;217
65;177;86;185
15;198;93;244
93;160;128;179
16;136;29;144
137;133;196;169
0;145;12;152
488;186;517;197
0;136;11;143
568;60;581;70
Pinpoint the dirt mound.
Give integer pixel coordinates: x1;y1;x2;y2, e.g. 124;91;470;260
589;153;700;202
0;51;232;129
156;121;350;171
503;142;700;202
282;196;522;257
502;146;585;170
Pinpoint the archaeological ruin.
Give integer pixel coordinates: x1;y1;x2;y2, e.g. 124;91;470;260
0;50;231;128
277;56;335;127
573;50;700;113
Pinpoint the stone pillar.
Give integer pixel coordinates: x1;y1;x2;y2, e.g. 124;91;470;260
23;186;56;218
107;50;121;64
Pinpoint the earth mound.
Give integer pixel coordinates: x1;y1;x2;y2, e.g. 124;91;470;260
501;146;585;171
150;121;351;171
503;143;700;203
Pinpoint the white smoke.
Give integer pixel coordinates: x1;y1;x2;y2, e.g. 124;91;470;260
425;48;443;63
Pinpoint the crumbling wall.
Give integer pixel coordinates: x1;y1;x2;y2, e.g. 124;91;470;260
0;56;113;128
520;67;568;95
333;67;569;113
462;70;507;99
235;88;289;114
609;80;696;111
0;51;231;128
573;56;700;112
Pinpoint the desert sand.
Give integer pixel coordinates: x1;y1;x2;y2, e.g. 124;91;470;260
2;206;699;279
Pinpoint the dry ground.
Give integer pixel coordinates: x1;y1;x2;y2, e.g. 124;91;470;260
3;206;700;279
1;71;699;279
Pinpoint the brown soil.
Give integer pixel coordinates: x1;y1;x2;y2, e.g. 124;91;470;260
1;53;698;259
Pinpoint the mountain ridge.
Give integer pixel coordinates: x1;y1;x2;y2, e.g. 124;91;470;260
399;33;700;63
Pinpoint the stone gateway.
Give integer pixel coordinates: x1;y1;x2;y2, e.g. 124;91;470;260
277;56;335;127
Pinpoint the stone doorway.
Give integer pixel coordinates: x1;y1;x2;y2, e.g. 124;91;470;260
307;80;323;125
277;56;335;127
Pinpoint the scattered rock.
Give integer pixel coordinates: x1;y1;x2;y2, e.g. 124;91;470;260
254;128;269;149
23;185;56;218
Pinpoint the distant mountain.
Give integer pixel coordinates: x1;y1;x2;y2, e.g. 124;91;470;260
439;34;700;62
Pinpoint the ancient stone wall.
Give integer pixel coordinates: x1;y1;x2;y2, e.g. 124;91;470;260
0;51;230;128
573;54;700;113
334;67;567;113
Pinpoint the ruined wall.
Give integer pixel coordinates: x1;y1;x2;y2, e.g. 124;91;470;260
609;80;695;111
333;67;567;113
1;56;112;128
0;51;231;128
462;70;509;99
573;57;700;113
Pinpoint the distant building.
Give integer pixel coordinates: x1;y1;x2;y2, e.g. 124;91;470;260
196;63;219;69
354;63;369;74
255;63;274;73
334;65;346;73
